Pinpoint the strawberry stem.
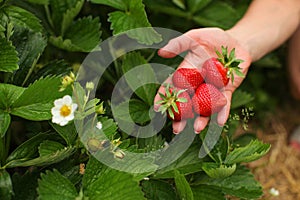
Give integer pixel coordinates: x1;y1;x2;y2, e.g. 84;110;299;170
156;84;187;119
215;46;244;82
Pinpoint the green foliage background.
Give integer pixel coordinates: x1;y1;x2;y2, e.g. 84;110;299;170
0;0;286;199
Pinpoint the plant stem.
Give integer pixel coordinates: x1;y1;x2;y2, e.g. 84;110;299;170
44;5;54;30
0;129;10;167
0;137;5;166
22;53;40;86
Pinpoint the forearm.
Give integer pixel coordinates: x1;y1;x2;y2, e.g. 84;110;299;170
227;0;300;61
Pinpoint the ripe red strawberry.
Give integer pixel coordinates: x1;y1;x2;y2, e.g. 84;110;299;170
192;83;227;117
156;85;194;121
172;68;204;94
203;46;244;88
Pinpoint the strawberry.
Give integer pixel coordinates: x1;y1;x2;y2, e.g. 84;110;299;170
192;83;227;117
172;68;204;94
203;46;244;88
156;85;194;121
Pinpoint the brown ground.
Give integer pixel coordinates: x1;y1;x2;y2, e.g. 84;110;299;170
245;103;300;199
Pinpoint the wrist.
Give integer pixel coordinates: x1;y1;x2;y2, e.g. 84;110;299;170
225;28;256;62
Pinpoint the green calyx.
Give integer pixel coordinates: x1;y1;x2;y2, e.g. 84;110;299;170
216;46;245;83
156;84;187;120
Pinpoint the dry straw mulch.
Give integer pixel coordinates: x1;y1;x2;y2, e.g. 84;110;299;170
246;115;300;199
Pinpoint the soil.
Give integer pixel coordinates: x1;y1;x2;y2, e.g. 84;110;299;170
245;101;300;199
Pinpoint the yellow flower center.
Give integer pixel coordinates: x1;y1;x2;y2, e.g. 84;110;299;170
60;105;71;117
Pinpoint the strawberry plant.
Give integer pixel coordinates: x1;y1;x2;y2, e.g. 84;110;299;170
0;0;273;200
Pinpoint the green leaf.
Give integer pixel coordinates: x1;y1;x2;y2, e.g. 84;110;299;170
231;89;254;109
233;133;257;147
10;76;67;121
200;133;229;163
50;0;80;31
27;0;49;5
202;162;236;179
187;0;212;14
6;132;55;163
81;156;104;189
174;170;194;200
129;99;151;124
11;28;47;86
61;0;84;35
0;170;12;200
10;102;53;121
38;140;65;156
90;0;126;10
172;0;185;9
50;122;77;145
191;185;225;200
193;2;240;29
3;5;43;32
0;111;10;138
122;52;158;105
138;134;165;152
5;146;76;168
96;116;118;138
26;60;72;84
83;157;146;200
49;16;101;52
12;170;39;200
38;169;78;200
12;76;63;107
154;143;203;179
0;84;25;109
143;0;188;18
225;140;271;165
195;165;263;199
141;180;179;200
0;37;19;73
108;0;162;45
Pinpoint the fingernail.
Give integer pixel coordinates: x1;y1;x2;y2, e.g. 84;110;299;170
194;131;200;134
173;131;179;135
153;105;160;112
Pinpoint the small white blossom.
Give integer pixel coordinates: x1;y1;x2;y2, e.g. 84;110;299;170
269;187;280;196
51;95;78;126
96;122;103;130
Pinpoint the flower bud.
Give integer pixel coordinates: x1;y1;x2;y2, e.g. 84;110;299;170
86;82;94;91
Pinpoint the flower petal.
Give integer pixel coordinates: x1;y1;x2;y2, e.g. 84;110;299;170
72;103;78;112
65;114;75;121
54;98;64;107
63;95;73;105
59;119;69;126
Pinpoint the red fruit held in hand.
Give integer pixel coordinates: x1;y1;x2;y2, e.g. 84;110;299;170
192;83;227;117
172;68;204;94
156;85;194;121
203;46;244;88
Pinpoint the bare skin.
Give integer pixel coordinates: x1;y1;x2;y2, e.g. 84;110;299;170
288;25;300;100
154;0;300;134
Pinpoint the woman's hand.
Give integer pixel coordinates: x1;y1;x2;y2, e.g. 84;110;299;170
154;28;252;134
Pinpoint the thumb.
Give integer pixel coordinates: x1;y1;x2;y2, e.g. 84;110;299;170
158;33;198;58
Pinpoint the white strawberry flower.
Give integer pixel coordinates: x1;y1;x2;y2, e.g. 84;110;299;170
96;121;103;130
51;95;78;126
269;187;280;196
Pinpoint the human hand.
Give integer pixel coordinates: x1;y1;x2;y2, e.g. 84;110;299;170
154;28;252;134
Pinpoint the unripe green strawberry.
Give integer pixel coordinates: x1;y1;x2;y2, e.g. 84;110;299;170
203;46;244;88
156;85;194;121
172;68;205;94
192;83;227;117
